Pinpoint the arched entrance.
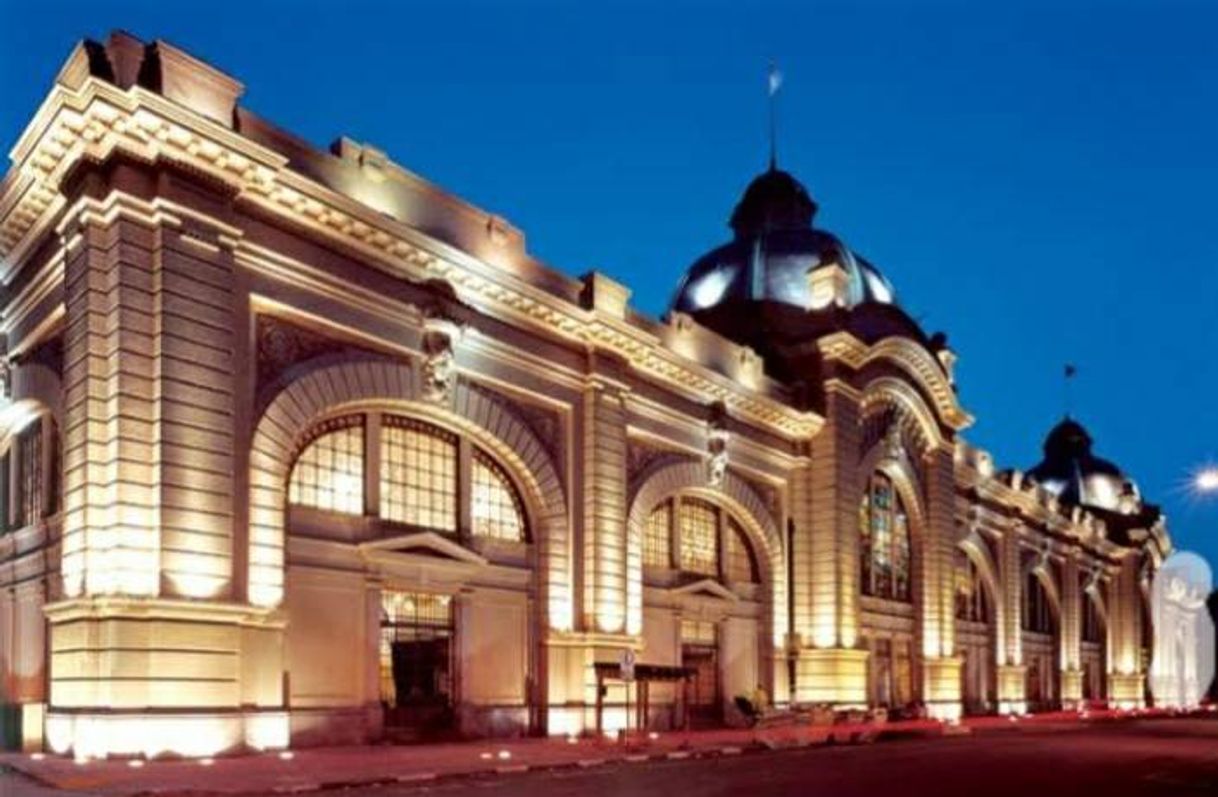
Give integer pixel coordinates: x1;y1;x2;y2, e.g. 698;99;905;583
628;462;782;729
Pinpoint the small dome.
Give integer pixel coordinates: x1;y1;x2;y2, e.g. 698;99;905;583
1027;418;1142;515
671;168;897;316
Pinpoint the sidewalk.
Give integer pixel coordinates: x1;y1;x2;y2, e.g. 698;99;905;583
0;708;1192;796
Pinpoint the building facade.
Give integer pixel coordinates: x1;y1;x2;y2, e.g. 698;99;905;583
0;33;1171;758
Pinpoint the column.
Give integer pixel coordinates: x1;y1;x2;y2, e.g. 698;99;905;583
920;444;962;720
1107;555;1144;709
1060;555;1083;707
996;526;1027;713
795;383;867;706
47;179;285;760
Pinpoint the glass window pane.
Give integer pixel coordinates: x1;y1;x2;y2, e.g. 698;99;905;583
380;417;457;532
726;517;759;583
288;416;364;515
471;449;526;541
678;498;718;577
17;420;43;527
644;501;672;568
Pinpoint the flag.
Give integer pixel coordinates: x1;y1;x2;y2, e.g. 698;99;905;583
1065;364;1077;379
768;63;782;97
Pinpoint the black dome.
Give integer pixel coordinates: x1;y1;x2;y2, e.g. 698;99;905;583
671;167;897;316
1027;418;1141;515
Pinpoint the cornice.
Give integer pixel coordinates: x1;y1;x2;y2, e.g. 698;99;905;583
1;76;821;442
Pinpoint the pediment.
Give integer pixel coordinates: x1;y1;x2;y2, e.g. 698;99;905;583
359;531;488;568
669;578;739;604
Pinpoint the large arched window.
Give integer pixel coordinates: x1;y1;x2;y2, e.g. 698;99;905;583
860;472;911;601
955;552;991;623
1022;571;1055;634
1081;590;1103;643
380;417;457;531
288;416;365;515
287;412;527;542
643;496;760;584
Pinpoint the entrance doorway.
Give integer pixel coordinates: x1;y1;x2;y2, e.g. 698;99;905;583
680;619;720;726
380;591;455;739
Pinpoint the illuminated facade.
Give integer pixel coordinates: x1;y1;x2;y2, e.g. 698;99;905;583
0;33;1172;758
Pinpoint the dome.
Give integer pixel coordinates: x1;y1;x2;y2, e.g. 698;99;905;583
1026;418;1142;515
671;168;897;315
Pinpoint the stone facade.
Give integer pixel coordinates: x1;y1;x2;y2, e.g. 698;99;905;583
0;33;1171;758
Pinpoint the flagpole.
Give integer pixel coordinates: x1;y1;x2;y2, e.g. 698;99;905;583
768;63;779;170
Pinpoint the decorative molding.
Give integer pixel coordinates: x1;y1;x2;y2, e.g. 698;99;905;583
0;76;820;441
819;331;973;431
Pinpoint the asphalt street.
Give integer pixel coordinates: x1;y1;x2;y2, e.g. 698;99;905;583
344;719;1218;797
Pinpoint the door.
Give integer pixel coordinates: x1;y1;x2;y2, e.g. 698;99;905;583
380;591;456;739
682;644;720;726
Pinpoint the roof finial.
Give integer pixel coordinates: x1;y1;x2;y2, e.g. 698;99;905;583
1063;363;1078;419
767;62;783;171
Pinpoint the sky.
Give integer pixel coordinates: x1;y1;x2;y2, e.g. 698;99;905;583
2;0;1216;567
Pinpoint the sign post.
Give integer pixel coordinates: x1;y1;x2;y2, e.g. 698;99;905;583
619;649;636;743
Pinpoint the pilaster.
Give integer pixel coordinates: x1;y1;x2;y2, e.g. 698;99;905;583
920;444;960;718
997;527;1025;712
1060;555;1082;707
580;369;630;636
798;383;866;706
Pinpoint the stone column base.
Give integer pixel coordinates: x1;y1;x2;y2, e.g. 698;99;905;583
793;647;869;708
45;710;289;759
44;597;286;758
1109;673;1145;710
996;664;1027;714
922;656;962;721
544;632;643;737
1060;668;1084;709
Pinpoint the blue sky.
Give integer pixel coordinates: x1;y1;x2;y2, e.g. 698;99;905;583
2;0;1215;566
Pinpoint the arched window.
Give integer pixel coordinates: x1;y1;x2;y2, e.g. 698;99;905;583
288;416;365;515
470;450;525;541
380;417;457;532
678;498;719;576
642;496;760;585
1082;590;1103;644
955;553;990;623
286;412;527;542
726;517;760;584
643;500;672;568
860;472;911;601
1022;571;1055;634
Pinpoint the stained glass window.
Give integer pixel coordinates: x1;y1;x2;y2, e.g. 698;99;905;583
678;498;719;577
644;500;672;568
860;472;911;602
955;553;990;623
288;417;365;515
380;417;457;532
471;449;525;541
726;517;759;583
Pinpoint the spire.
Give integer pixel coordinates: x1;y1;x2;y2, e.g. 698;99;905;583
767;62;782;170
